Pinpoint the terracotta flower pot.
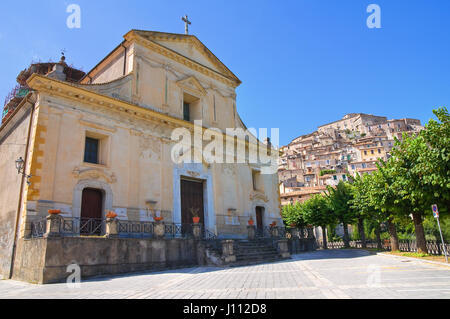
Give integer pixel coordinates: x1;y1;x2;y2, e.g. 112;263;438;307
248;220;254;226
154;217;164;222
106;211;117;219
193;217;200;224
48;209;61;215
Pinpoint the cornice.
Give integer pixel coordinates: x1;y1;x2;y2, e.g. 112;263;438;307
26;74;272;155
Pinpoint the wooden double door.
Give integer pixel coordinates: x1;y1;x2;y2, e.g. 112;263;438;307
181;179;205;226
80;188;103;235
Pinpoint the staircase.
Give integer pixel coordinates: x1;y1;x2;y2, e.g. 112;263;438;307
231;239;288;266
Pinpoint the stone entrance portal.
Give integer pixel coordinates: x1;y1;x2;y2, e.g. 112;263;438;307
181;179;205;228
80;188;103;235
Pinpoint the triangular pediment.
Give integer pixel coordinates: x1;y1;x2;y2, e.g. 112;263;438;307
126;30;241;86
177;76;207;97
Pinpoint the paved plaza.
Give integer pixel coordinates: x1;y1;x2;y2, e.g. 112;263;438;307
1;249;449;299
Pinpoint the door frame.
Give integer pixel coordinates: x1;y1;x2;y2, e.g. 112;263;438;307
180;177;205;226
72;180;113;235
255;206;265;230
173;164;215;233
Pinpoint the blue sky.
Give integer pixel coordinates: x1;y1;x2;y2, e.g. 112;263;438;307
0;0;449;145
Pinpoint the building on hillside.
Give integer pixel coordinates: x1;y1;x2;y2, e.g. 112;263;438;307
278;113;423;201
0;29;282;281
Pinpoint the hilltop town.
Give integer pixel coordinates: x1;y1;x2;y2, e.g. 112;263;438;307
278;113;424;205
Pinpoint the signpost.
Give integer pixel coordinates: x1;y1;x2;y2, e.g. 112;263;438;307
432;204;448;263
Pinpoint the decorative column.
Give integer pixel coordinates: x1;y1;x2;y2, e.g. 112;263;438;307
277;239;291;258
192;223;202;239
44;213;62;238
221;240;236;263
105;217;118;238
154;220;165;239
271;226;279;238
247;225;256;240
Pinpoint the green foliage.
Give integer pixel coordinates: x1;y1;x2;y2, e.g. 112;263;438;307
326;182;357;225
281;202;307;228
320;169;337;176
302;194;336;228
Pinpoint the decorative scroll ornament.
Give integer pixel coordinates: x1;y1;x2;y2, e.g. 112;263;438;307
250;190;269;203
72;167;117;183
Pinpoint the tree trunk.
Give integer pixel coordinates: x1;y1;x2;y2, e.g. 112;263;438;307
322;226;328;249
358;217;367;248
343;224;350;248
375;224;382;250
387;218;399;251
412;211;428;254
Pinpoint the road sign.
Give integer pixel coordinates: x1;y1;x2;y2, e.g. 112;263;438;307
432;204;448;263
432;204;439;218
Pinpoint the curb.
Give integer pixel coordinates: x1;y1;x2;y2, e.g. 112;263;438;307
376;252;450;268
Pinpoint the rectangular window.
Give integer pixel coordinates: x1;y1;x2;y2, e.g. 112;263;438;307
343;175;347;181
183;102;190;122
371;150;374;155
333;175;337;181
84;137;99;164
378;149;381;154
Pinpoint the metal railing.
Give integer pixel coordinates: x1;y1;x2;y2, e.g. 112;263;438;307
29;217;217;240
320;239;450;256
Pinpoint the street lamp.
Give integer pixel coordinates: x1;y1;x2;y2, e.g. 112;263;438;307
15;157;24;173
15;157;32;185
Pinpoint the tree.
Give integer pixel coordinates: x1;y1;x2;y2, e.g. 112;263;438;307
386;107;450;253
370;161;401;251
326;182;356;248
281;201;307;228
302;194;336;249
349;174;370;248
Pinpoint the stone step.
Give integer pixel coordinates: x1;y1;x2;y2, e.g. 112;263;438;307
233;240;284;266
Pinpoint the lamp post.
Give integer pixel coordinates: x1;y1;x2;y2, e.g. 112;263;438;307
15;157;32;185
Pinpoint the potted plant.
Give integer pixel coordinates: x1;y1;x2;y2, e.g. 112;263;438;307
290;222;297;228
154;216;164;222
270;221;277;228
48;209;61;215
190;208;200;224
106;211;117;219
248;217;255;226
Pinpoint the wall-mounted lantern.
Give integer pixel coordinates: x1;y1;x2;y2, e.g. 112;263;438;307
15;157;32;185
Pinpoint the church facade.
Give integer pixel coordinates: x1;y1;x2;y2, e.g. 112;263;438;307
0;30;282;279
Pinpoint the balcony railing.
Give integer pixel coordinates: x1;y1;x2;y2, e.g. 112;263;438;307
30;217;217;240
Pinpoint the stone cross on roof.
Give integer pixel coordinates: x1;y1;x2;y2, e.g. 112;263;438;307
182;15;191;35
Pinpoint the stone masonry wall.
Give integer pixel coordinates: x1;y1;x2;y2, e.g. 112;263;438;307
12;237;203;284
